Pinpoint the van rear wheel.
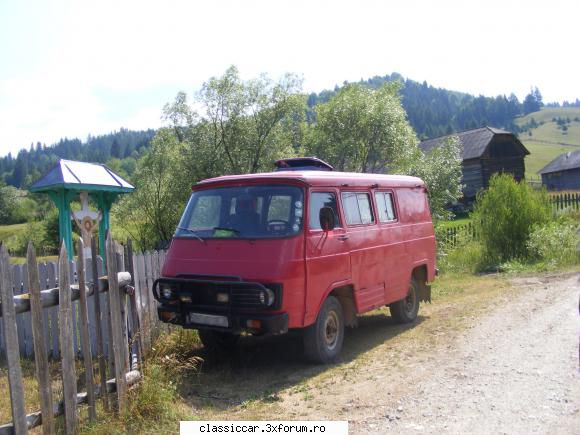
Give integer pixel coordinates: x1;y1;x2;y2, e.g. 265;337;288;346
198;329;240;351
303;296;344;364
389;278;420;323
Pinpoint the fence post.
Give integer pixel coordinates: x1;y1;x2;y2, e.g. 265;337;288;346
26;243;55;435
58;242;77;434
91;237;109;412
0;245;27;434
76;238;97;422
126;240;143;370
105;233;128;413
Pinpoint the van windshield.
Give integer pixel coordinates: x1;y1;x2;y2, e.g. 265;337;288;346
175;185;304;239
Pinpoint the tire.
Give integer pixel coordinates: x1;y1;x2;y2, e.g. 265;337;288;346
303;296;344;364
389;278;420;324
198;329;240;352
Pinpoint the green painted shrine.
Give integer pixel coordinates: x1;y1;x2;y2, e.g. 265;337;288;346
29;159;134;259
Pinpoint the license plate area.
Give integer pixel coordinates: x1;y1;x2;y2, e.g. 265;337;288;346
188;312;229;328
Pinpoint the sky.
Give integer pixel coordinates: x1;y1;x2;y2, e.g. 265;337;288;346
0;0;579;157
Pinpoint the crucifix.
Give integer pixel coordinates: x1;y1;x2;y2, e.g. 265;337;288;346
71;191;101;259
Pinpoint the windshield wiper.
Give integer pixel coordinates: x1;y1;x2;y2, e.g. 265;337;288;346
212;226;241;235
176;227;205;243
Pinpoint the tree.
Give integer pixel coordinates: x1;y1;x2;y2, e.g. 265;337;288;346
113;129;188;249
163;66;306;179
306;82;418;173
307;82;463;220
408;136;463;221
523;87;543;115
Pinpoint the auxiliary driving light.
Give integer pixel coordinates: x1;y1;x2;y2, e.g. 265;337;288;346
179;295;192;303
216;292;229;303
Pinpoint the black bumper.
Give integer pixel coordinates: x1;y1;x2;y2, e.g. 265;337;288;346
157;305;289;335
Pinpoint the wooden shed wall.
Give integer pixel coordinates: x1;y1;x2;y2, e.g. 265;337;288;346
541;168;580;191
461;159;484;199
481;136;527;189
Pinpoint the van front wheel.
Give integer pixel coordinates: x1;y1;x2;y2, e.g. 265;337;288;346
389;278;420;323
303;296;344;364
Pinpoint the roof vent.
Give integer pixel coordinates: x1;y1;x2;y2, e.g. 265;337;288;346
274;157;334;172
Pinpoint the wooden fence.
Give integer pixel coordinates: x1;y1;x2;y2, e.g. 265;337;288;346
0;248;165;360
0;235;165;434
551;192;580;211
437;222;477;249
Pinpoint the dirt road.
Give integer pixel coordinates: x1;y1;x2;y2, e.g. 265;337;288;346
352;273;580;434
187;273;580;434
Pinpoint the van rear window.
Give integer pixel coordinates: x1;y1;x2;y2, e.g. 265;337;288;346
341;192;374;225
375;192;397;222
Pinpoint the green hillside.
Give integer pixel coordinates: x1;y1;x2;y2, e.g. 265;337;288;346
515;108;580;177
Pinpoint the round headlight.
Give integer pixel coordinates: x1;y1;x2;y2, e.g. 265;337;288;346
260;288;275;306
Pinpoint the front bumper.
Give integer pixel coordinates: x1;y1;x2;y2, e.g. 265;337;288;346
157;305;289;335
153;276;288;335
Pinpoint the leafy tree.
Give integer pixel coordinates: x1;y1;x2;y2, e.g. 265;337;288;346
163;66;306;178
307;82;418;173
408;136;463;221
307;82;463;220
113;129;187;249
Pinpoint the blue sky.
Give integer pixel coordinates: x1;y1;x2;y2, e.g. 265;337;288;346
1;0;579;157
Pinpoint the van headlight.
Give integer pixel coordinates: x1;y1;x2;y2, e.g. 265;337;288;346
259;288;275;307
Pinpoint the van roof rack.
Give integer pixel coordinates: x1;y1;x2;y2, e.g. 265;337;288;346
274;157;334;172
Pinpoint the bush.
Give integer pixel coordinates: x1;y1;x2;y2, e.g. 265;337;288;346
527;221;580;267
473;174;551;264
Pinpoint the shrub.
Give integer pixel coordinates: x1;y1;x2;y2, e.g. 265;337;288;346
527;221;579;267
473;174;551;264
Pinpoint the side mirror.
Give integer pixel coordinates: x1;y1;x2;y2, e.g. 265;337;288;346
319;207;336;231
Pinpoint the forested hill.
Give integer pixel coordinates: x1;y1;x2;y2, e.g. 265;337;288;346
0;129;155;188
308;73;543;139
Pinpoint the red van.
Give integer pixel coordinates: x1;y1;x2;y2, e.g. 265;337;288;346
154;158;436;363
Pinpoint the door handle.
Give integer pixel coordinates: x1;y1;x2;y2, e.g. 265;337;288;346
337;235;349;241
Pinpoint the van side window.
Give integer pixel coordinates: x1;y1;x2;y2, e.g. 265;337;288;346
341;192;375;225
375;192;397;222
310;192;341;229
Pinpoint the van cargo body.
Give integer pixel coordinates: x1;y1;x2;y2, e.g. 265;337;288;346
154;168;437;363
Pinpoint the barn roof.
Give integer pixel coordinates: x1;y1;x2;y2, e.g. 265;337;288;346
539;150;580;175
419;126;529;160
30;159;134;193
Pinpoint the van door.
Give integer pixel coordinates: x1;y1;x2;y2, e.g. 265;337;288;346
304;190;351;326
340;191;385;313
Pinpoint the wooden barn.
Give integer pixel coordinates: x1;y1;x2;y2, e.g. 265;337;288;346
539;149;580;191
419;126;530;199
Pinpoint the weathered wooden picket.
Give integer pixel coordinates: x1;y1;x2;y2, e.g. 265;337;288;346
0;235;166;434
551;192;580;211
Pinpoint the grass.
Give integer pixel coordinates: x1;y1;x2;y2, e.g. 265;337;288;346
514;108;580;178
0;223;26;243
523;141;580;177
516;107;580;130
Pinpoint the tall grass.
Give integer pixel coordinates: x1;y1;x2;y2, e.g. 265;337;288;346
82;330;201;434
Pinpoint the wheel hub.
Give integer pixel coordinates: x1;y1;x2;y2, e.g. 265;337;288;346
324;311;339;350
